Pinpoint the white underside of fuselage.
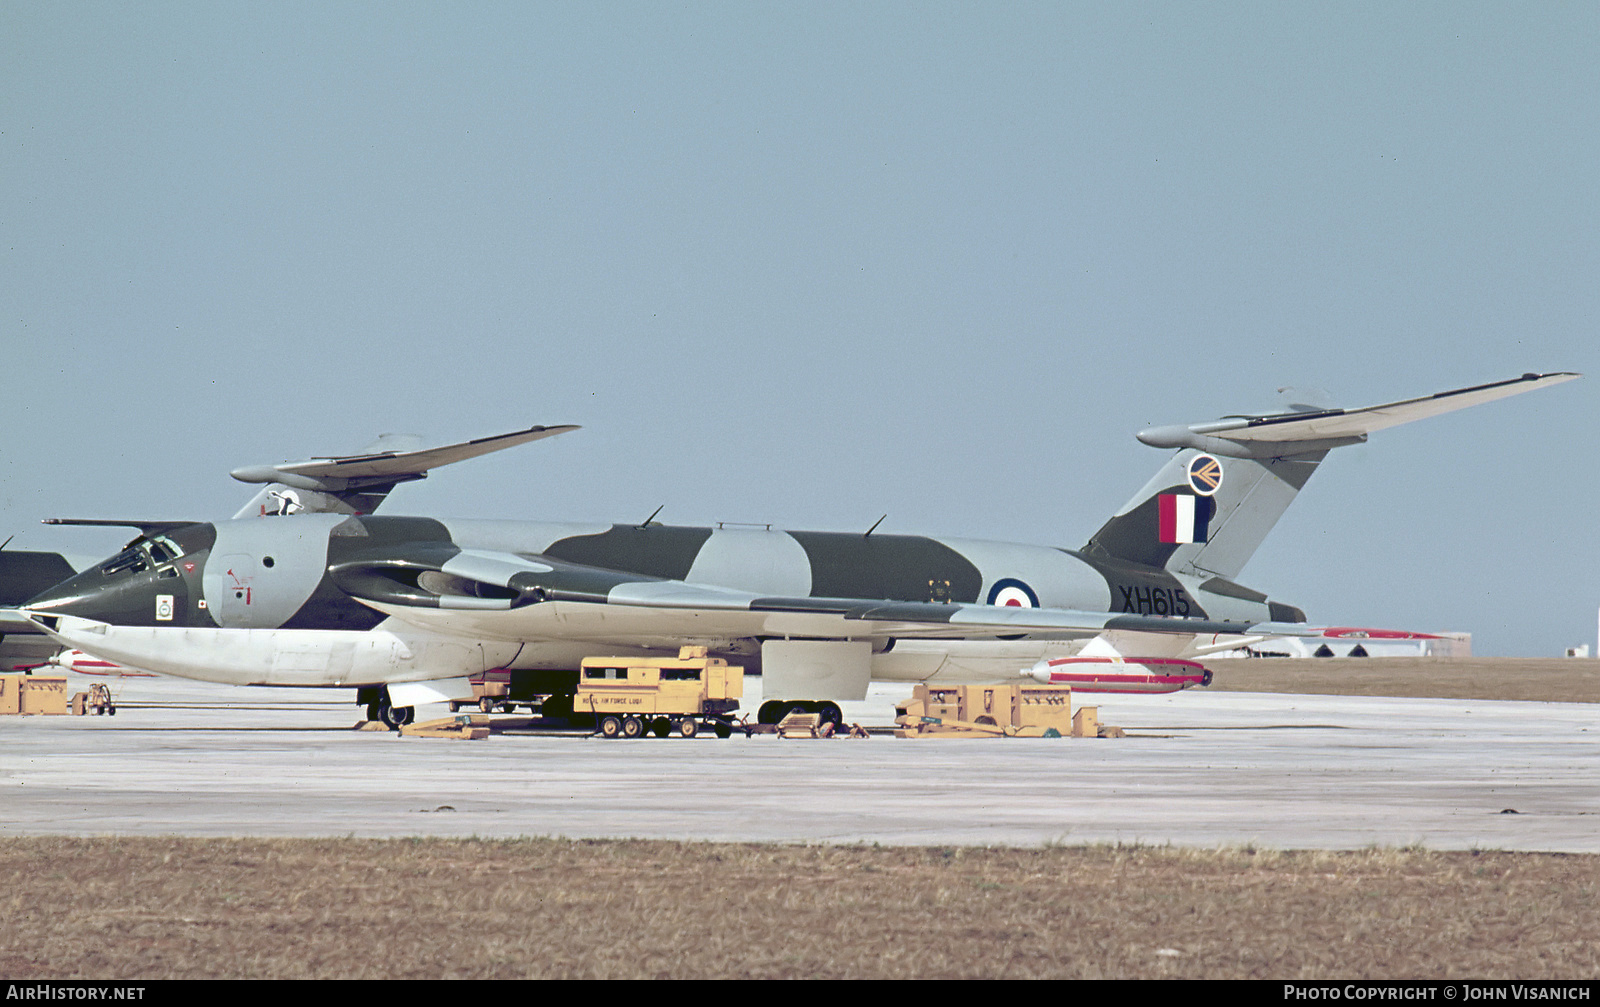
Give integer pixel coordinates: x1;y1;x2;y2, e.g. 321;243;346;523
30;614;1201;694
33;615;524;688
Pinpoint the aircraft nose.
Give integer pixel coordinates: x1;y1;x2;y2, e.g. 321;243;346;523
24;571;99;614
23;564;176;626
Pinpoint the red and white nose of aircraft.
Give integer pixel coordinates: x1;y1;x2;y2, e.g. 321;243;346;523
1024;656;1212;694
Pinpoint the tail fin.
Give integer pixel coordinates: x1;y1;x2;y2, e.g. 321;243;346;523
1083;449;1323;582
1083;372;1577;582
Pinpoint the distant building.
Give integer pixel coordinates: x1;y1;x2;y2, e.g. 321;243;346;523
1213;628;1472;659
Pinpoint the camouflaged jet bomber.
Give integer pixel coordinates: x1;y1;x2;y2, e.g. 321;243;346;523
20;372;1577;728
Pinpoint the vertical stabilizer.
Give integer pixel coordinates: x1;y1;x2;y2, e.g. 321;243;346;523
1083;372;1577;581
1082;449;1325;581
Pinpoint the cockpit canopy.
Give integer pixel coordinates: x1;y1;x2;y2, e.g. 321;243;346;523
97;524;216;578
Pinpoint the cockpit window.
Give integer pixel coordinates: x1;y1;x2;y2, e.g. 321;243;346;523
101;549;149;576
99;534;186;577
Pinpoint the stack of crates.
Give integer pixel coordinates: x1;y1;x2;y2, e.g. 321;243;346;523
0;675;71;715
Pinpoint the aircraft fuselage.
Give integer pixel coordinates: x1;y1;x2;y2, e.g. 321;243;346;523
24;513;1299;688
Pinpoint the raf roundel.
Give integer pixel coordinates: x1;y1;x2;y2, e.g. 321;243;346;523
1187;454;1224;497
986;578;1039;608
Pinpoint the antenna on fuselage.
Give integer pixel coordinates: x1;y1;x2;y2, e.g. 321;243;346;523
637;504;665;530
863;514;887;538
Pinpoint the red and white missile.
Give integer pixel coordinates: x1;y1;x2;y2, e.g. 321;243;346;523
43;648;155;677
1024;655;1212;694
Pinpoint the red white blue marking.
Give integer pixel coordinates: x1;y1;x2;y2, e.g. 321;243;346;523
1158;494;1210;544
986;578;1039;608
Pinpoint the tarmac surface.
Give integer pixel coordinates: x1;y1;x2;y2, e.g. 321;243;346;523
3;671;1597;851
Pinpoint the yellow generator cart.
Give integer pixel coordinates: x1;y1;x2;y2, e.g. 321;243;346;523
576;646;745;739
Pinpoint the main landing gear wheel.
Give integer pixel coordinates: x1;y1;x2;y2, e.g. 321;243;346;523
757;700;844;727
364;687;415;729
379;701;414;729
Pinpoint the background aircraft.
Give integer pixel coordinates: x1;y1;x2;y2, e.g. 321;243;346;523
0;547;80;672
21;372;1576;728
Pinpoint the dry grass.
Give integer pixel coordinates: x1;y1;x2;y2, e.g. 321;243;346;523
1208;657;1600;703
3;837;1597;979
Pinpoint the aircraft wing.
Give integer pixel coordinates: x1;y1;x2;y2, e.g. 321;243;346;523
0;607;37;635
1138;372;1579;456
0;606;64;672
229;423;580;518
333;546;1318;645
41;519;200;537
258;424;581;480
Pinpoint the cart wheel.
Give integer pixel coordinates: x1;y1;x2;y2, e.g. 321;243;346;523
679;718;699;738
652;718;670;738
622;716;644;739
713;721;730;739
599;715;622;739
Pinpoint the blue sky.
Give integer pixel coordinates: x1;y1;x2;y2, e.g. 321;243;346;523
4;3;1595;654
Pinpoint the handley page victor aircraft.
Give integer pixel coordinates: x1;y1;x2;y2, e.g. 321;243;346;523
18;372;1577;727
